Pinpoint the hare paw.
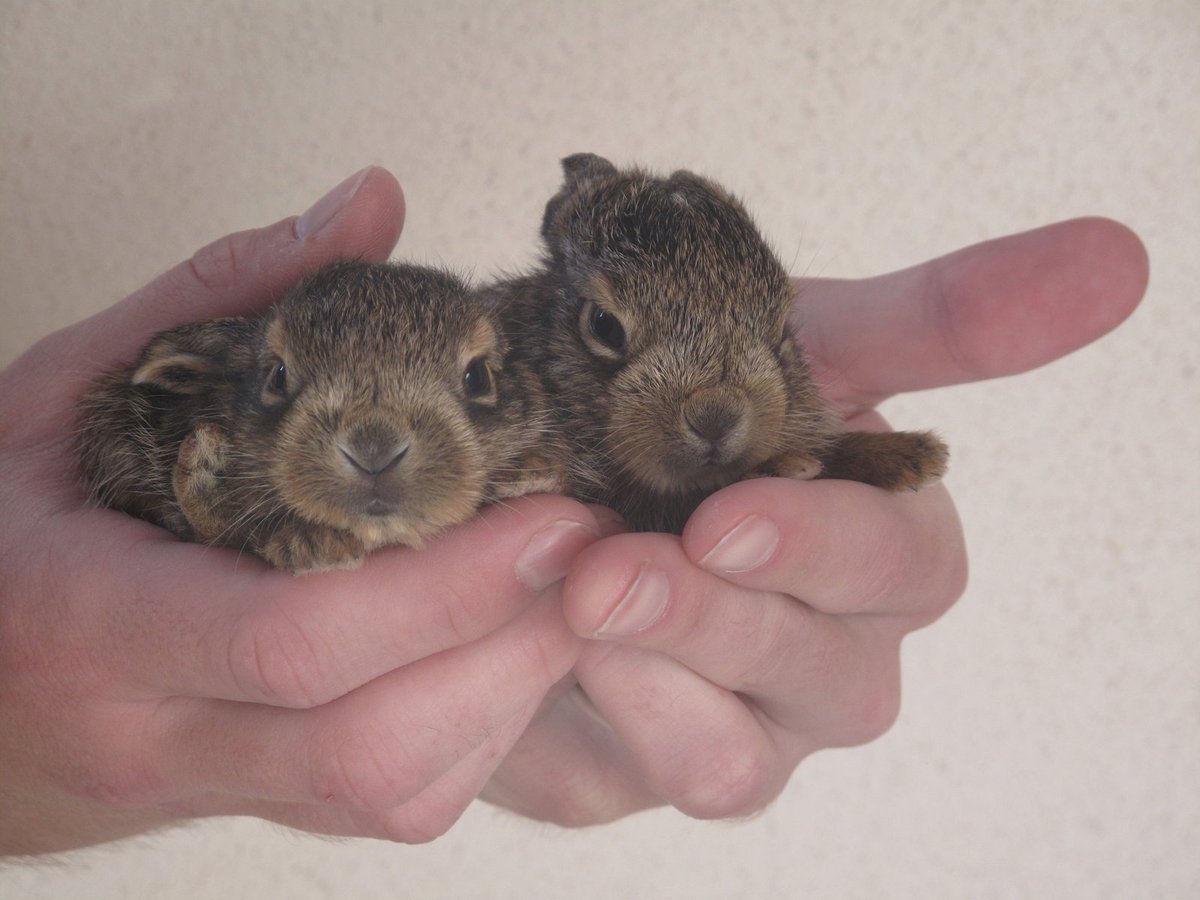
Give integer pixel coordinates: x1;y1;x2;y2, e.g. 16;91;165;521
173;423;232;540
750;453;823;481
820;431;948;492
262;522;367;575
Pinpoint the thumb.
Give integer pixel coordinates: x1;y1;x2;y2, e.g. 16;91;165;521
3;167;404;433
86;165;406;365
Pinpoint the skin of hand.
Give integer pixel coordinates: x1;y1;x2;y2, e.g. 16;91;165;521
0;168;613;855
480;217;1150;824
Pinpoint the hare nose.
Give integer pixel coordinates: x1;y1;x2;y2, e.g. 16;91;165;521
338;436;409;476
684;397;745;445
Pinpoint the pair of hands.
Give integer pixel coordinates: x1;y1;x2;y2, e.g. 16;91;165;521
0;166;1147;854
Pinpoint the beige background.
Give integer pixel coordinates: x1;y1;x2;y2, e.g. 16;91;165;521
2;1;1197;897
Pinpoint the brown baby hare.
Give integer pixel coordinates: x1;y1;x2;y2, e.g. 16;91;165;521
77;261;566;572
485;154;947;533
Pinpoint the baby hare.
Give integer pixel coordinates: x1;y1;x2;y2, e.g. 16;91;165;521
486;154;947;533
77;261;565;572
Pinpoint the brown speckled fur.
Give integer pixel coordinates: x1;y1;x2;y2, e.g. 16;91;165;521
485;154;947;533
76;261;566;573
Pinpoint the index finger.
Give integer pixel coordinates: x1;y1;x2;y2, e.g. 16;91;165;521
796;217;1149;411
680;475;967;623
67;493;604;707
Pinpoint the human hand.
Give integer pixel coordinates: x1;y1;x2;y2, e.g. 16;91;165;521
0;168;605;854
482;217;1149;823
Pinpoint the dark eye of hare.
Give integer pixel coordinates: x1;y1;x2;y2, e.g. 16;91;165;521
261;357;288;403
462;356;493;399
584;302;627;355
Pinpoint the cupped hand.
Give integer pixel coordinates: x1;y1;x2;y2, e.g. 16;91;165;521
482;218;1149;823
0;168;605;854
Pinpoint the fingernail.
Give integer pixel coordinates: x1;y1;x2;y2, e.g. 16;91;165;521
294;167;373;239
515;520;599;591
698;515;779;573
596;563;669;636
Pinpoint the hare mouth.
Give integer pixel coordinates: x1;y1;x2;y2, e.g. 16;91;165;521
685;464;743;490
634;459;745;495
364;497;397;516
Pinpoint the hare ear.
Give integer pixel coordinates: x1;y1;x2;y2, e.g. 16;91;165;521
541;153;618;240
132;350;217;394
561;153;617;184
131;328;226;394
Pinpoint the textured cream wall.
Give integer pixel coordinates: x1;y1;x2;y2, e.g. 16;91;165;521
2;1;1197;897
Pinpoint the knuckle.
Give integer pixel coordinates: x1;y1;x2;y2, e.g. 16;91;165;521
372;796;467;844
666;733;778;820
847;519;912;614
727;598;796;688
502;613;574;688
309;722;420;811
226;607;330;708
185;241;233;298
185;231;252;298
535;767;633;828
930;538;970;618
434;580;495;647
549;792;633;828
926;258;981;380
833;667;903;747
913;492;970;624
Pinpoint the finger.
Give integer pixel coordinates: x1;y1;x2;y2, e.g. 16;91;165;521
69;493;601;706
17;167;404;417
562;528;906;741
354;695;544;844
563;529;841;686
797;217;1149;409
680;473;968;622
480;683;661;825
168;694;544;843
573;644;793;819
154;594;579;809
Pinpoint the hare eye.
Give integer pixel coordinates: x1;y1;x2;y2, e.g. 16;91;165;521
462;356;493;399
584;303;627;354
262;358;288;402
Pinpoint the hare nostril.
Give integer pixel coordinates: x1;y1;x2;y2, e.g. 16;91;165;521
684;403;743;445
338;440;410;476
